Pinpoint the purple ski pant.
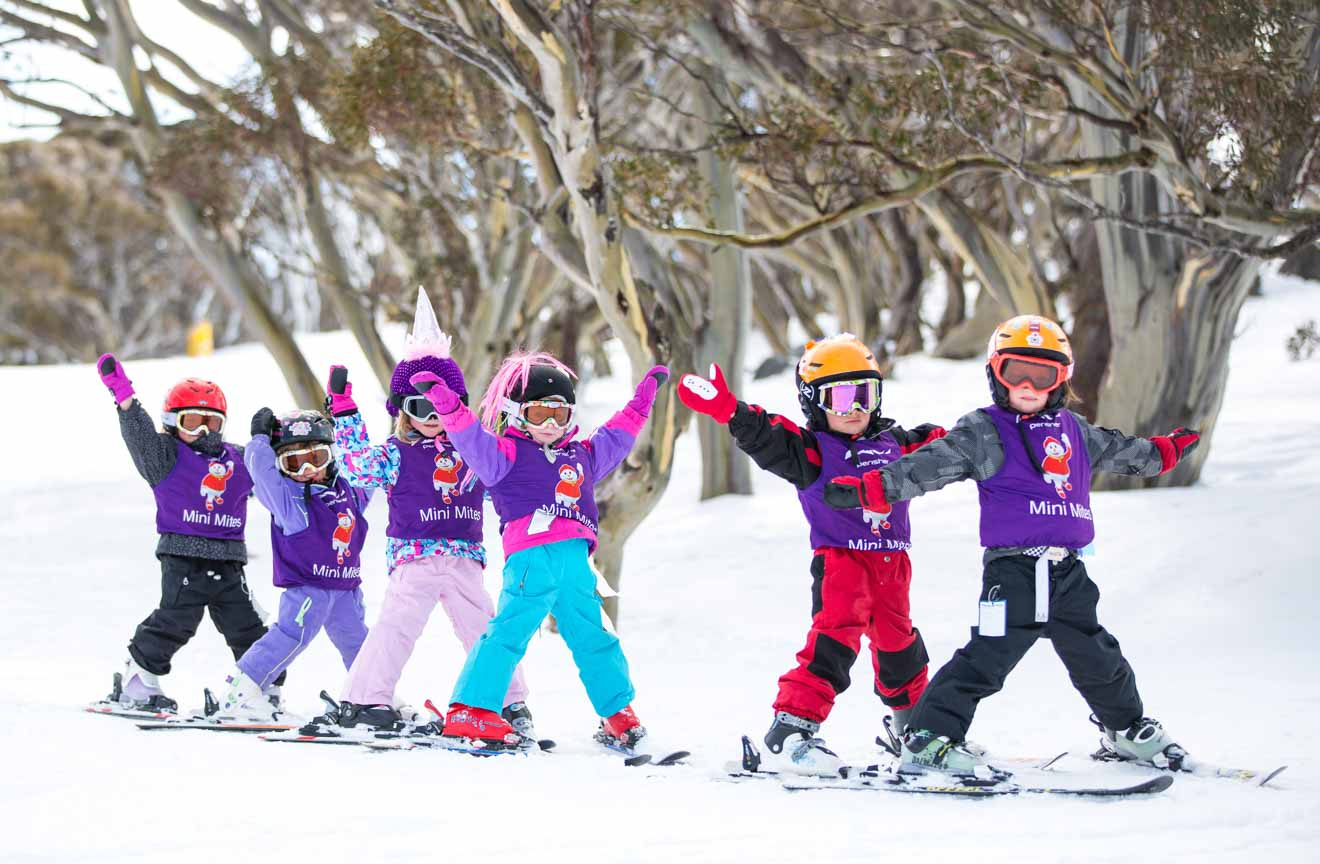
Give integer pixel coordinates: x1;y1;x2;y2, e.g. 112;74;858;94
340;555;528;707
237;585;367;689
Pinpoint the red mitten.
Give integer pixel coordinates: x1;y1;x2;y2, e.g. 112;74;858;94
824;469;892;515
902;423;947;455
1151;427;1200;474
678;363;737;424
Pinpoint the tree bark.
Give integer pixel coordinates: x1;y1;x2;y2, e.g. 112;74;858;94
881;211;925;355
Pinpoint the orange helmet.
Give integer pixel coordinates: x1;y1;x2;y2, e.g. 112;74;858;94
985;315;1072;410
795;334;885;432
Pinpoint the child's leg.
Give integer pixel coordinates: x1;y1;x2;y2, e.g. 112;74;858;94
1045;558;1144;731
906;556;1040;741
450;546;557;713
865;552;929;711
323;588;370;671
128;555;209;675
549;542;634;718
204;562;271;658
236;586;334;689
340;558;446;704
773;549;870;724
438;557;531;707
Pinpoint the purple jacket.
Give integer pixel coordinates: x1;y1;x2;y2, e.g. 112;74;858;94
152;439;252;541
800;431;912;552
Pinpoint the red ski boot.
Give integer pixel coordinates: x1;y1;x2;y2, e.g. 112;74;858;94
442;704;522;750
594;705;647;751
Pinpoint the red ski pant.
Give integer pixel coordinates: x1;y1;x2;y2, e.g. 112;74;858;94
774;548;929;724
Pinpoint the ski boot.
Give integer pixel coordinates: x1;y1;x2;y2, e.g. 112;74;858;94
441;703;523;751
502;701;537;749
759;712;842;777
111;659;177;713
594;705;647;752
899;727;999;778
211;668;281;721
1093;715;1187;770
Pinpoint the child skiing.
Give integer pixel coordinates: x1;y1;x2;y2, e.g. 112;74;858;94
679;336;946;776
93;354;275;714
207;408;373;721
826;315;1202;775
407;352;668;752
311;290;532;737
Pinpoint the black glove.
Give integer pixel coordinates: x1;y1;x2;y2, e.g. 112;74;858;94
251;407;279;439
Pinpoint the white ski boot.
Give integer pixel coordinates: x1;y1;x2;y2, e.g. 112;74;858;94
210;669;281;721
899;727;995;777
114;658;177;713
759;712;843;777
1097;716;1188;770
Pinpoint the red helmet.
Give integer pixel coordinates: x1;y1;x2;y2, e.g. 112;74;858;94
162;378;228;417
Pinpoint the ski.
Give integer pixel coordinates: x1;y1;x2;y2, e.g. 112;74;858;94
1089;747;1287;787
85;702;174;721
362;736;555;756
780;768;1173;797
595;739;690;767
137;716;297;733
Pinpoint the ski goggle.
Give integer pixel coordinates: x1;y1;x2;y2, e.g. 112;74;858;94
400;395;441;423
167;409;226;434
277;444;333;477
816;379;880;416
991;355;1068;393
505;398;575;430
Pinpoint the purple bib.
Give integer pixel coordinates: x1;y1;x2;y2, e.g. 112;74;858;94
799;431;912;552
153;440;252;541
978;405;1094;549
486;436;599;535
271;475;368;589
385;435;484;542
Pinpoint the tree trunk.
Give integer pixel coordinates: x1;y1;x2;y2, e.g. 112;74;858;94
932;286;1006;360
882;211;925;355
695;66;752;499
1062;226;1108;420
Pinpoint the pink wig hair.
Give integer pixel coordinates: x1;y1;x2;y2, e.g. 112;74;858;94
478;350;577;431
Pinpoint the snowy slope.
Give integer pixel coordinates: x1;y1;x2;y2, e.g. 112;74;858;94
1;277;1317;863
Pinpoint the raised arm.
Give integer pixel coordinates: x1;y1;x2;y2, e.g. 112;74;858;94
333;413;399;489
408;372;516;487
585;365;669;480
97;353;177;486
245;409;309;534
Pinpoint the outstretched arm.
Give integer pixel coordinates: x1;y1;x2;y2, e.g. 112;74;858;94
409;372;516;487
879;411;1002;501
1073;412;1199;477
587;365;669;479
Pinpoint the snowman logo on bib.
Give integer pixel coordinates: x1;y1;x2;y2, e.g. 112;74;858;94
1040;434;1074;499
200;460;234;511
554;463;584;511
331;511;356;564
432;451;464;504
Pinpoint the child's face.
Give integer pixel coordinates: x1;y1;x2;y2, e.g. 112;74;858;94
293;465;329;484
825;408;871;436
1008;385;1050;414
527;422;566;445
177;426;202;443
413;415;445;438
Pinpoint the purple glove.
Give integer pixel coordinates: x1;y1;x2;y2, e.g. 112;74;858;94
626;365;670;417
97;353;135;403
325;365;358;416
408;370;461;415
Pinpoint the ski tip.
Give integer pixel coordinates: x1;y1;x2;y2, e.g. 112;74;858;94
624;753;653;767
1259;766;1288;787
1145;775;1175;793
536;738;557;751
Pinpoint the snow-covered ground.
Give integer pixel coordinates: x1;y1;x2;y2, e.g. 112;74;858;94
2;277;1318;863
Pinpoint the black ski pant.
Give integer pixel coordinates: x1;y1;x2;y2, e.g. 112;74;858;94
128;554;286;685
908;554;1142;742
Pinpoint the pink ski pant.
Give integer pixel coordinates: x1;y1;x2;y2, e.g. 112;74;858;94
340;555;529;707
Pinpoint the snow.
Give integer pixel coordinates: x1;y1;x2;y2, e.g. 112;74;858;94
1;277;1318;863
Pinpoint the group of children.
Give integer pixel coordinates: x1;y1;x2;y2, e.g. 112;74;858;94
97;293;1202;775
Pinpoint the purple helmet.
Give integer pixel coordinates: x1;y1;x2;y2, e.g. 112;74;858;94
387;355;467;417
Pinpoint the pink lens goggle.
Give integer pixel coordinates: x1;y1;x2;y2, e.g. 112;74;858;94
817;379;880;416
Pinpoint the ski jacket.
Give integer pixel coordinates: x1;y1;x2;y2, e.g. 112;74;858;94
726;403;942;551
246;434;373;589
116;398;248;562
877;407;1164;557
333;412;486;571
437;399;644;557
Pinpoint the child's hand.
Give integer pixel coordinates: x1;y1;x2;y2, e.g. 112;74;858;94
325;365;358;416
902;423;947;454
677;363;736;424
409;371;460;414
626;365;670;417
251;407;279;439
1151;427;1200;474
97;353;135;404
825;469;892;515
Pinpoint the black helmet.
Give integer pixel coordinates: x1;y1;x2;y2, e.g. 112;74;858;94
272;409;334;449
511;365;576;404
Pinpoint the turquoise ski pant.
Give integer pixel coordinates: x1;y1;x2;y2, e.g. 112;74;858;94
451;539;634;717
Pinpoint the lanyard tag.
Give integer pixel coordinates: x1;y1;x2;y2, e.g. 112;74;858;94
978;585;1006;637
